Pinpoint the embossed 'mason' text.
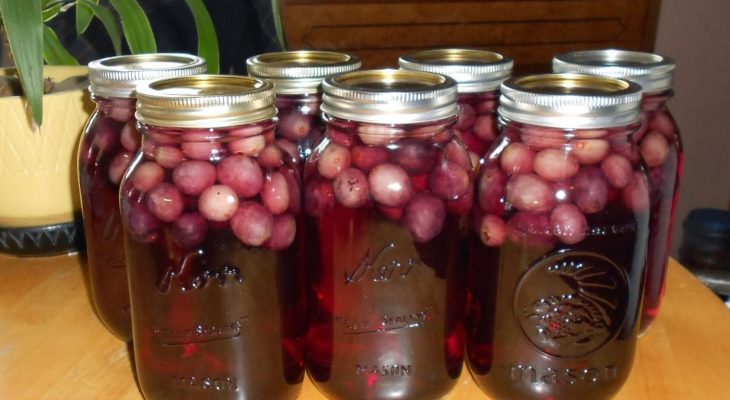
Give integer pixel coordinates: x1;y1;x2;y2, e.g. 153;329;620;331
172;376;238;391
510;364;618;385
355;364;412;377
345;243;422;284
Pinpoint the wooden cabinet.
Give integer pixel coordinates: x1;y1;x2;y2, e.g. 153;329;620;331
280;0;661;73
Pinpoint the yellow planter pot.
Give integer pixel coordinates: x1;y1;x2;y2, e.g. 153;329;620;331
0;66;94;254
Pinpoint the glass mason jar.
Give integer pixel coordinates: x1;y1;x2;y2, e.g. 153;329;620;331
553;50;682;334
466;74;649;400
399;48;513;164
305;70;471;400
121;75;305;399
247;50;361;163
78;54;206;341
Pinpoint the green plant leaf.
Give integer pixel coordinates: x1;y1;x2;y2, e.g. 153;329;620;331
42;2;63;23
183;0;219;73
75;0;96;35
43;25;79;65
0;0;44;125
77;0;122;55
108;0;156;54
271;0;287;50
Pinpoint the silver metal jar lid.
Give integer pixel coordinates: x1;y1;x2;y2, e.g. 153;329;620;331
399;48;513;93
135;75;276;128
499;73;643;129
321;69;458;125
88;53;207;98
552;49;675;93
246;50;362;95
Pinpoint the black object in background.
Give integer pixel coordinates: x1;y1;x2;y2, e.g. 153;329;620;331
679;208;730;299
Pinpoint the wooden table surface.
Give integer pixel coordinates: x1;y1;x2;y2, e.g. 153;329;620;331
1;253;728;399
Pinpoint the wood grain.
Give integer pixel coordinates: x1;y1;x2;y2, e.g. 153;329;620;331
279;0;661;73
0;253;728;399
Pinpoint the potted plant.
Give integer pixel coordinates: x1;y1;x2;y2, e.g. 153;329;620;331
0;0;219;256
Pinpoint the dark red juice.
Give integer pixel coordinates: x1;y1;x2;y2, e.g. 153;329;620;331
638;96;683;333
78;98;137;341
467;74;650;398
306;205;465;400
467;203;648;400
123;219;304;399
122;73;305;399
308;69;469;399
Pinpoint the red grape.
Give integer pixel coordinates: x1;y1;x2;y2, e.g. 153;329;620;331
333;167;370;208
368;163;413;207
154;146;185;169
216;155;264;198
403;193;446;243
505;173;555;213
550;203;588;245
131;162;164;193
181;141;223;161
145;183;185;222
228;135;265;157
120;121;141;152
230;201;274;246
479;214;506;247
266;213;297;250
198;184;240;222
108;151;133;185
601;153;633;189
262;171;290;215
472;114;497;142
304;178;336;217
639;131;669;167
429;161;470;200
391;139;438;175
500;142;534;174
351;145;390;173
573;166;609;214
279;111;312;141
172;160;217;196
533;149;579;181
317;142;351;179
171;212;208;248
572;139;609;165
478;166;507;214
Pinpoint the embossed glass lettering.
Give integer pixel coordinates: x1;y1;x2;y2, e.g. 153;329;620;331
154;316;248;346
335;304;434;334
344;243;421;284
509;364;618;385
355;364;412;377
172;376;238;391
158;249;244;292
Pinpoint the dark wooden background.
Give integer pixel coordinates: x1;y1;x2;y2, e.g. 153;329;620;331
280;0;661;74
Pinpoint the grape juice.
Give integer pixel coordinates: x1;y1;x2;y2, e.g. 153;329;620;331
124;223;304;399
467;204;647;400
78;99;137;341
306;206;465;400
122;75;305;399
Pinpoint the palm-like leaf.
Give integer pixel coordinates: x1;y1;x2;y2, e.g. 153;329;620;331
0;0;44;125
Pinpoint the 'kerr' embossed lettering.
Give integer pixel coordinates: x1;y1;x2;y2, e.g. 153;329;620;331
345;243;421;284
